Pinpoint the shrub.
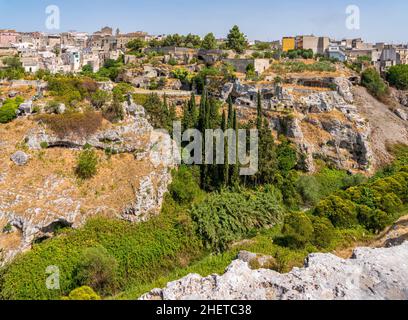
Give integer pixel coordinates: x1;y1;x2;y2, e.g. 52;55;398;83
191;186;284;252
361;68;389;99
40;141;49;149
310;216;335;248
36;111;103;139
357;205;390;233
169;166;201;204
0;97;23;123
0;104;18;124
296;168;355;205
75;246;118;296
168;57;178;66
75;148;98;179
63;286;101;300
280;212;314;249
314;195;358;228
91;90;111;109
102;95;124;123
386;64;408;90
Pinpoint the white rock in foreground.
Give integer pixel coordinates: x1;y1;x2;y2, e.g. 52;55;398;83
141;242;408;300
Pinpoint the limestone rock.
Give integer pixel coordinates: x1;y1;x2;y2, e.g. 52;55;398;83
394;108;408;121
141;242;408;300
10;151;29;166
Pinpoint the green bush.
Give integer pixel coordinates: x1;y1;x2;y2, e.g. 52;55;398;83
386;64;408;90
296;168;362;205
357;205;390;233
314;195;358;228
361;68;389;99
0;168;203;300
75;148;98;179
310;216;335;248
0;97;24;124
75;246;118;295
63;286;101;300
169;166;201;204
280;212;314;249
191;186;284;252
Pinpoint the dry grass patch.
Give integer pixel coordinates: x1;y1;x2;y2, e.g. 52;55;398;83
36;111;104;139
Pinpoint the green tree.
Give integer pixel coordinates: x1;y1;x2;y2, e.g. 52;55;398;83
202;33;218;50
361;68;389;100
184;33;202;48
0;97;23;123
226;25;248;54
103;92;124;122
281;212;314;249
126;38;146;52
0;57;25;80
386;64;408;90
91;90;111;109
75;246;118;296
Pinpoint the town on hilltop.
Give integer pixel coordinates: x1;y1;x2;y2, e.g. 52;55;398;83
1;24;408;302
0;27;407;75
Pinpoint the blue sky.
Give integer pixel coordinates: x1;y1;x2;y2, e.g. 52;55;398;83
0;0;407;43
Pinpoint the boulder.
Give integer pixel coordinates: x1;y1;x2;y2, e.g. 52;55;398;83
10;151;29;166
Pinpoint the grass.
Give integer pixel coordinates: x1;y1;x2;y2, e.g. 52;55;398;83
0;195;203;300
115;223;373;300
36;111;103;139
271;61;336;74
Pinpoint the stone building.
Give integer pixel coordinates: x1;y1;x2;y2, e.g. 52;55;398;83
0;29;19;47
295;35;330;55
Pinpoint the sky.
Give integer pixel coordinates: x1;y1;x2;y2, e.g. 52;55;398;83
0;0;407;43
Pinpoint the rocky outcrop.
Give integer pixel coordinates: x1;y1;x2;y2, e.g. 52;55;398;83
141;242;408;300
0;103;177;265
10;151;29;166
223;79;373;173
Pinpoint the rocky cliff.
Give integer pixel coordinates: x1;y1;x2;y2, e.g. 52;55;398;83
221;78;408;173
0;101;176;264
141;242;408;300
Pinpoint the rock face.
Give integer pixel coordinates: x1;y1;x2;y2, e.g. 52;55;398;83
141;242;408;300
223;79;373;173
0;103;177;265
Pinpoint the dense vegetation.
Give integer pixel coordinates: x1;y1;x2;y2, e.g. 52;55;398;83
271;61;336;74
1;144;407;300
191;186;284;252
386;64;408;90
361;68;389;100
0;57;25;80
0;177;203;299
0;96;24;123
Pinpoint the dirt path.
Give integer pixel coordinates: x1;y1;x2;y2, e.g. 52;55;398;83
353;86;408;168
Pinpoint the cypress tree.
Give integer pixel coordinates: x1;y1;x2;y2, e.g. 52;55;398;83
231;109;240;186
256;90;262;130
227;96;234;129
190;92;198;128
221;110;229;187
